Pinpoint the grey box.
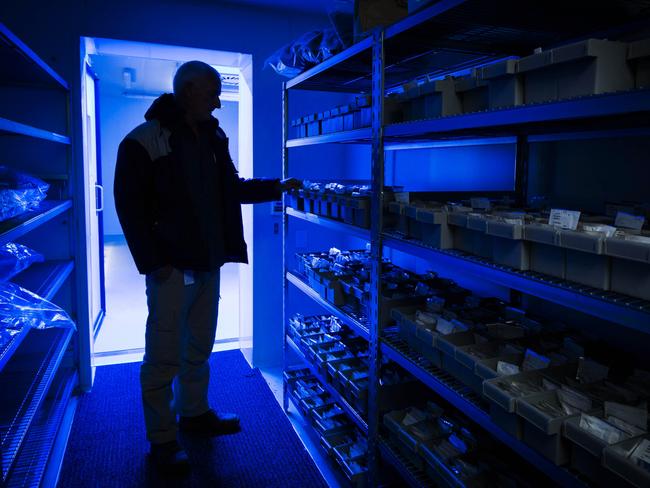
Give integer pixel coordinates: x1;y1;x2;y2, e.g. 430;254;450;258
478;59;525;109
404;204;424;240
488;221;530;270
517;390;580;465
519;39;634;104
525;224;565;278
605;237;650;263
420;78;463;119
454;74;489;113
565;250;611;290
416;207;453;249
603;435;650;488
628;39;650;89
610;259;650;300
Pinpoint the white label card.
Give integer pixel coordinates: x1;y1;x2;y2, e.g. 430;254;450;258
549;209;581;230
184;271;195;286
615;211;645;230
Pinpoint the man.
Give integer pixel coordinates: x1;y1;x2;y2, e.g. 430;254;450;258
114;60;299;475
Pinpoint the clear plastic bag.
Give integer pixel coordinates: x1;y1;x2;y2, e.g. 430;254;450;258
0;281;76;331
0;166;49;222
0;243;44;282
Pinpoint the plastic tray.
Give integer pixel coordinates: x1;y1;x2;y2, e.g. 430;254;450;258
603;434;650;487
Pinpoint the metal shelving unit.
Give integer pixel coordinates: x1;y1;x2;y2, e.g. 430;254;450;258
282;3;650;486
378;437;437;488
0;21;79;488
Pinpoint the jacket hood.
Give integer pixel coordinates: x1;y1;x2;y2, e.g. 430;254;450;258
144;93;220;131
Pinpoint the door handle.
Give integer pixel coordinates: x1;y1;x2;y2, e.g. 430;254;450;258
95;184;104;212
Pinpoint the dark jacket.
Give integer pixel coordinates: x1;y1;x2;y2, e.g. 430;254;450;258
114;94;280;274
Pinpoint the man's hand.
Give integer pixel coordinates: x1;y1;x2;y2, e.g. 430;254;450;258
280;177;302;192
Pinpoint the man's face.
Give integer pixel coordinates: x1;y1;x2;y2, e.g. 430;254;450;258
185;74;222;122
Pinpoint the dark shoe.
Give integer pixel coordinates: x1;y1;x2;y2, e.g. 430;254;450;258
179;409;241;437
150;440;190;476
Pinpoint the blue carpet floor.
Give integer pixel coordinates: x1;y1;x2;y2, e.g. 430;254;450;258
58;350;327;487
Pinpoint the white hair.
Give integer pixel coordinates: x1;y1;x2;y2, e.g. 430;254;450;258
173;61;221;96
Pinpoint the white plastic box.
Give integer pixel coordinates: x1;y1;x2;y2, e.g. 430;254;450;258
518;39;635;104
477;59;524;110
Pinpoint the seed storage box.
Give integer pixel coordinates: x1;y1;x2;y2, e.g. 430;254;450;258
487;219;530;270
603;434;650;487
416;206;453;249
454;74;489;114
605;235;650;301
518;39;634;104
516;389;585;465
436;331;488;386
476;58;524;110
333;438;368;487
483;369;551;439
628;39;650;88
524;223;565;279
558;229;611;290
447;211;475;254
392;306;442;367
466;214;493;259
408;77;463;120
563;413;637;485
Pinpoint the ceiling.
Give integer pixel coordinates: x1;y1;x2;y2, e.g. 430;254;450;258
220;0;335;14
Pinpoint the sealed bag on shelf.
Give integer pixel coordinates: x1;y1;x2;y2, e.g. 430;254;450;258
0;281;76;331
0;166;49;222
0;243;44;282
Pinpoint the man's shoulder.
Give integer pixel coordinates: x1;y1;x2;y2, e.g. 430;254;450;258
123;120;172;162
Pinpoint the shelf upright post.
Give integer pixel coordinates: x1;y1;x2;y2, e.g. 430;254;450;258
514;134;529;208
282;82;290;412
368;26;386;486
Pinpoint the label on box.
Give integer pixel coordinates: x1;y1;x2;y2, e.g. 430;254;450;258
497;361;520;376
470;197;491;210
395;192;410;204
615;211;645;230
549;209;581;230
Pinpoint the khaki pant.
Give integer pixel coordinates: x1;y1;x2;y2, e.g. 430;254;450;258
141;267;220;444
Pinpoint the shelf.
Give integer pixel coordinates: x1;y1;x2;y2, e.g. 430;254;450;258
286;272;370;341
380;332;587;488
286;207;371;240
383;0;650;89
382;233;650;333
0;326;74;483
0;200;72;246
378;437;436;488
6;368;77;488
286;127;372;147
0;117;71;144
287;336;369;435
0;22;69;90
285;36;373;92
11;260;74;301
0;327;30;376
385;89;650;141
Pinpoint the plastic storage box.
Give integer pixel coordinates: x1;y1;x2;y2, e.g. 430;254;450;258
436;331;488;386
516;389;583;465
454;74;489;114
483;369;550;439
447;211;474;253
563;413;634;485
518;39;634;104
487;219;530;270
603;434;650;487
524;223;565;279
416;207;453;249
605;236;650;301
628;39;650;88
417;77;463;119
477;58;524;109
559;229;611;290
466;214;493;259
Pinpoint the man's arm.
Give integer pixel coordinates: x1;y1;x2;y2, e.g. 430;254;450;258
113;138;161;274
